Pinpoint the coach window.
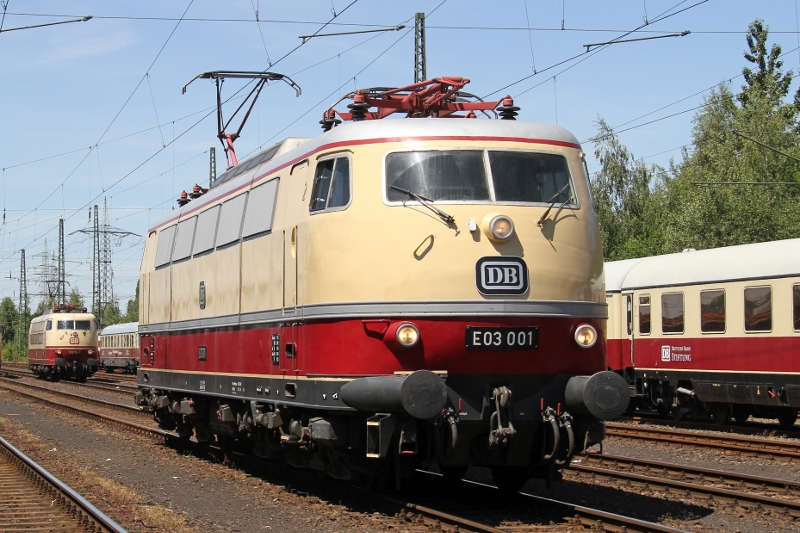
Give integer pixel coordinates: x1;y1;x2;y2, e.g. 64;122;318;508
662;292;684;334
745;286;772;331
794;284;800;330
215;192;248;248
639;295;651;335
242;178;280;238
172;216;197;262
700;289;725;333
310;156;351;212
154;224;177;268
192;205;220;256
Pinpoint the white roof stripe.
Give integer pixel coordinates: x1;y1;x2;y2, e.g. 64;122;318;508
604;238;800;291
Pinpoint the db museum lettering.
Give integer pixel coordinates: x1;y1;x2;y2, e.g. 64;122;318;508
475;256;529;295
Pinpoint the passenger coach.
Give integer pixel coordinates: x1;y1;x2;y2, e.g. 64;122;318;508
606;239;800;425
136;78;628;491
98;322;139;374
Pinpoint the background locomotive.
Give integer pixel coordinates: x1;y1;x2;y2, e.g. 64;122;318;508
98;322;140;374
606;239;800;426
28;305;99;382
135;77;629;491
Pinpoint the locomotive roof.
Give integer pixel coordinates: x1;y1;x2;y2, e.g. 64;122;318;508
31;310;96;322
98;321;138;335
604;238;800;292
150;118;581;232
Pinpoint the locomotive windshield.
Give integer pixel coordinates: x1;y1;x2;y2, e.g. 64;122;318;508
56;319;92;330
386;150;574;204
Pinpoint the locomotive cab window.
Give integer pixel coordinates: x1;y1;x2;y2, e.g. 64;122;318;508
57;320;74;330
46;320;52;330
700;289;725;333
638;295;651;335
661;292;684;334
75;320;91;331
385;149;576;205
794;284;800;331
310;156;351;212
744;286;772;332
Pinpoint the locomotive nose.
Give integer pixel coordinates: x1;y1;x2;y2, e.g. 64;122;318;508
565;371;630;421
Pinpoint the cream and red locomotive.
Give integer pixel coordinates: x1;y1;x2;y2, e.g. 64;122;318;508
606;239;800;426
98;321;140;374
28;305;99;381
135;77;628;491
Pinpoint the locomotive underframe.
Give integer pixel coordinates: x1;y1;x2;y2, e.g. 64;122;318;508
631;369;800;425
136;370;605;489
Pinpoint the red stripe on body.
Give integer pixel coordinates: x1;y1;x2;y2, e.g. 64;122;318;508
140;316;605;376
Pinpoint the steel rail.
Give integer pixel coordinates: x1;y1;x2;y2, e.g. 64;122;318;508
0;375;142;413
570;458;800;511
1;366;137;396
0;435;127;532
605;422;800;458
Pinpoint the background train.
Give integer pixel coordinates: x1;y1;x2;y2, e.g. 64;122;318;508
606;239;800;426
134;78;629;492
98;322;139;374
28;305;99;381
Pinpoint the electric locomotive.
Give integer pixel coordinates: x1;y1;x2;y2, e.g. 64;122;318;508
606;239;800;426
135;77;628;491
28;305;99;381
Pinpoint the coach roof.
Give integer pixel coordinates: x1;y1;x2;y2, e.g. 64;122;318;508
604;238;800;291
99;322;138;336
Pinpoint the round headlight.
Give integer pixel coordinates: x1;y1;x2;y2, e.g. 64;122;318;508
574;324;597;349
490;215;514;240
396;323;420;348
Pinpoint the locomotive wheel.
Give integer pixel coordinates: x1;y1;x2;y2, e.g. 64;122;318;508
777;408;798;428
490;467;529;494
732;406;750;424
709;405;730;425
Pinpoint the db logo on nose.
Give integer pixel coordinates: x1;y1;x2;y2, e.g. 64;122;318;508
476;257;529;295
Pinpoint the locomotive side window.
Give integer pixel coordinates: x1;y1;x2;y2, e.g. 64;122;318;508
700;289;725;333
242;178;280;237
639;295;651;334
154;224;177;268
215;192;248;248
172;216;197;262
488;151;574;204
310;156;351;212
794;284;800;330
661;292;684;334
192;205;220;256
386;150;488;201
744;286;772;331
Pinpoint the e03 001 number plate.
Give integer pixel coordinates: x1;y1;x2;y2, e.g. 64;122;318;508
465;326;539;350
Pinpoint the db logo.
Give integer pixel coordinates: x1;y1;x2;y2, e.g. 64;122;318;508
69;332;79;345
661;345;671;362
475;257;529;295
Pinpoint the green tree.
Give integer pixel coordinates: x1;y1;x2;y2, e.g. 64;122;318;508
661;19;800;251
590;119;666;260
100;300;123;327
68;289;85;308
125;280;139;323
0;297;18;346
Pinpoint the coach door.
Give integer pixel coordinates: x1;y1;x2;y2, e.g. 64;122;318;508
281;226;298;372
624;292;634;366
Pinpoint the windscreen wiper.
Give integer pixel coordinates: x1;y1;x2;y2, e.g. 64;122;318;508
390;185;455;225
537;182;572;227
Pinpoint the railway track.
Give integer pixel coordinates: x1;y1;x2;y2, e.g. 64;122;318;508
0;435;126;532
570;452;800;516
0;376;688;532
606;421;800;459
0;376;142;416
0;367;136;397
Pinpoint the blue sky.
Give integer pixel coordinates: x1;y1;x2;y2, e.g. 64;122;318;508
1;0;798;310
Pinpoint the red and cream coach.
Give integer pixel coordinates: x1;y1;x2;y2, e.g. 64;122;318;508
98;321;139;374
606;239;800;426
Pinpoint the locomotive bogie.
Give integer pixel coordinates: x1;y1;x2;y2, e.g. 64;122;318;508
137;118;628;488
606;239;800;426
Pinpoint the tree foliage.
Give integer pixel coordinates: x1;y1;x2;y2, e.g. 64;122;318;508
593;19;800;260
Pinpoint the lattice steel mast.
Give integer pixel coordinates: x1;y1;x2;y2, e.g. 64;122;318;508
414;13;426;83
18;249;28;358
58;217;66;306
